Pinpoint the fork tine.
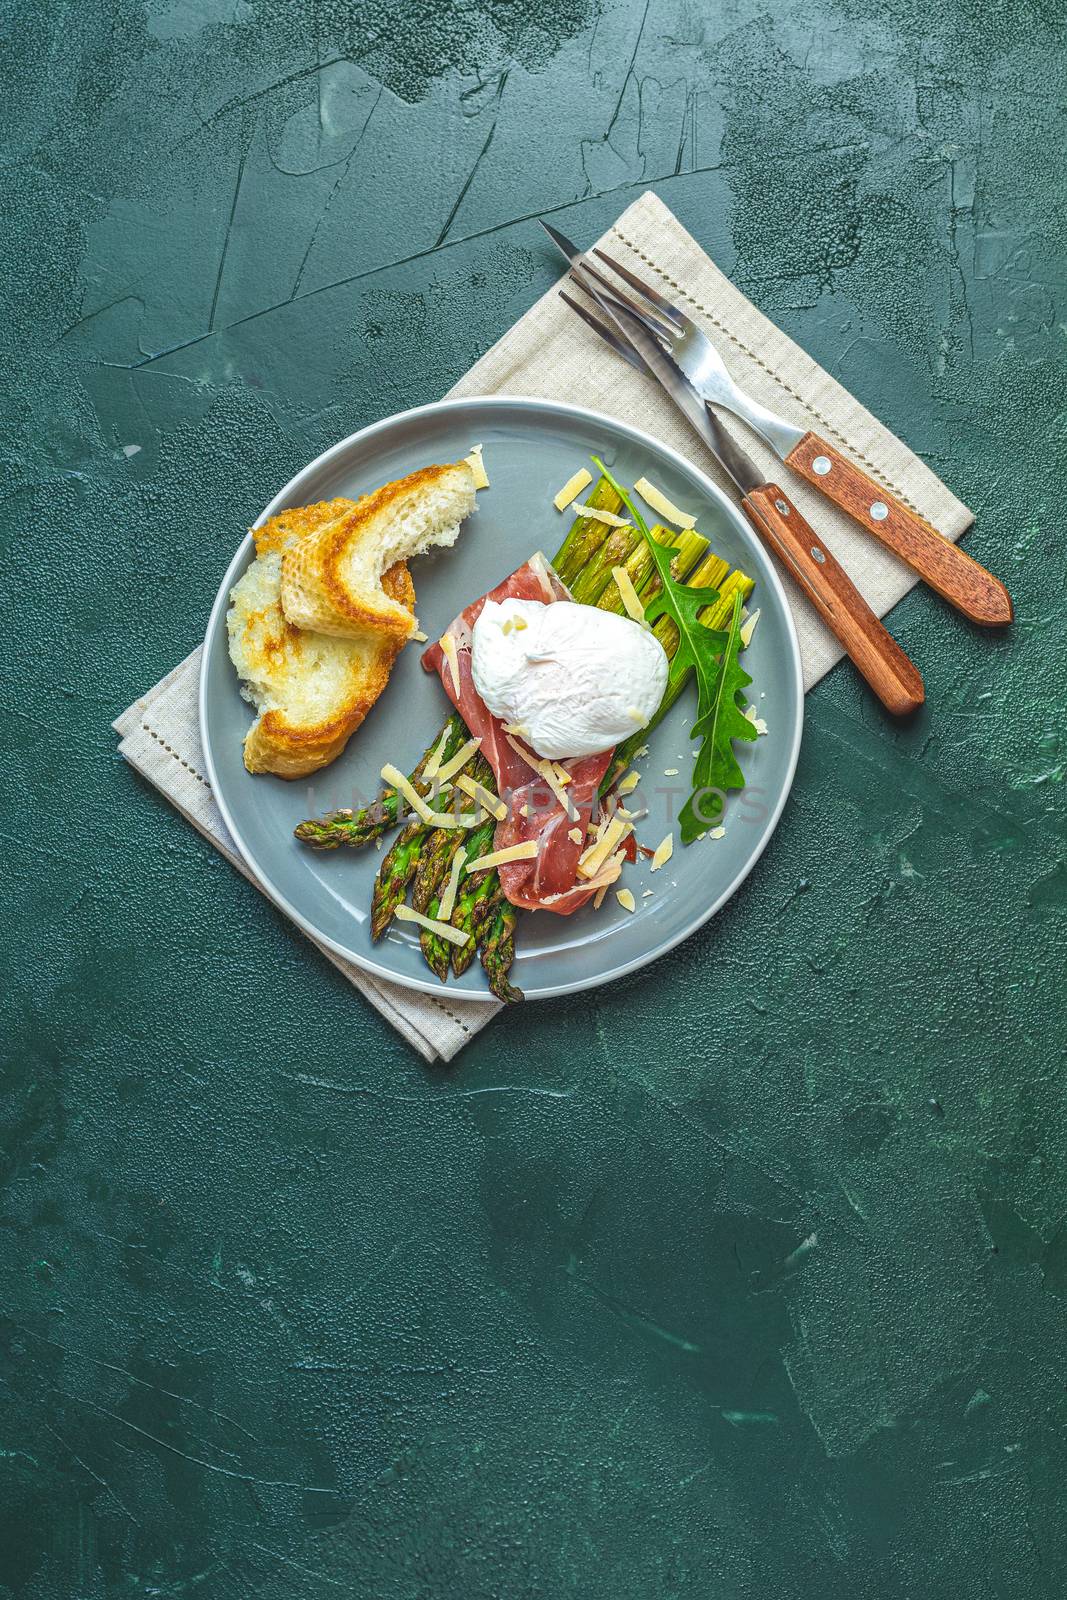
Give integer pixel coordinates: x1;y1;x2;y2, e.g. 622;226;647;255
569;256;677;342
591;248;687;329
558;289;648;374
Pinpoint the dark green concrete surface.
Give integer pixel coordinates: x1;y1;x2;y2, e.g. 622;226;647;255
3;0;1066;1594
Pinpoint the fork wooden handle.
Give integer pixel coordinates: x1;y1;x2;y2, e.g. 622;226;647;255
742;483;925;717
785;433;1012;627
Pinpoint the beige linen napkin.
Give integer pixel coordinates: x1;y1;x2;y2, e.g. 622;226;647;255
114;190;974;1061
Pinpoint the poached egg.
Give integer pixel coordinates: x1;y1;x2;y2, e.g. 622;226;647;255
470;597;668;761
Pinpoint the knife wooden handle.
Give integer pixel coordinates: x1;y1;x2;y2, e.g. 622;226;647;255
742;483;925;717
785;432;1012;627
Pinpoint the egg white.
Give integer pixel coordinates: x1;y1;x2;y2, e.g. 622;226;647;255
470;598;668;761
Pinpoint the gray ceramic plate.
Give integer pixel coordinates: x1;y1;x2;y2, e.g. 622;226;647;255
200;397;803;1001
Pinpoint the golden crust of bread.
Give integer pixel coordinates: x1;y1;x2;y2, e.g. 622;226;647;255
228;500;415;780
241;562;413;778
280;461;474;642
253;498;356;558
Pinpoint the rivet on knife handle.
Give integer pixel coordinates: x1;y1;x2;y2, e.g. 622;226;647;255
742;483;925;717
786;433;1013;627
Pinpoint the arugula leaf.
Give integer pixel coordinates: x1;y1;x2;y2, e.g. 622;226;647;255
678;591;757;841
592;458;757;842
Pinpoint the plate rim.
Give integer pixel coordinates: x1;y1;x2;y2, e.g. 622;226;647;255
199;394;804;1003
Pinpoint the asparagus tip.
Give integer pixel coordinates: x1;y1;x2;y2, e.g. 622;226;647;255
489;972;524;1005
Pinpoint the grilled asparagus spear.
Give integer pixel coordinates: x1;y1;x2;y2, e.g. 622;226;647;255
449;863;499;978
411;827;458;916
479;900;522;1004
552;477;624;585
369;820;426;941
294;714;467;849
418;828;475;981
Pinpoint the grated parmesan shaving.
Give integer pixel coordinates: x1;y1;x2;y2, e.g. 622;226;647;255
739;607;761;649
708;826;726;840
423;725;452;781
617;769;641;795
567;827;583;845
505;732;539;771
434;735;482;786
611;565;650;628
506;733;577;820
437;848;467;921
465;840;539;873
553;467;593;512
591;850;627;907
438;633;461;698
572;503;631;528
616;888;636;913
650;833;674;872
394;904;472;948
578;816;632;879
454;773;507;821
412;628;428;643
465;443;489;489
380;763;466;828
633;476;696;529
537;759;579;822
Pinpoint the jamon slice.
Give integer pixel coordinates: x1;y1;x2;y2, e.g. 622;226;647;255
422;555;621;914
491;748;620;911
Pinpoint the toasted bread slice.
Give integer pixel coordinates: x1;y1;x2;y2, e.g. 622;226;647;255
227;499;415;779
280;461;476;641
